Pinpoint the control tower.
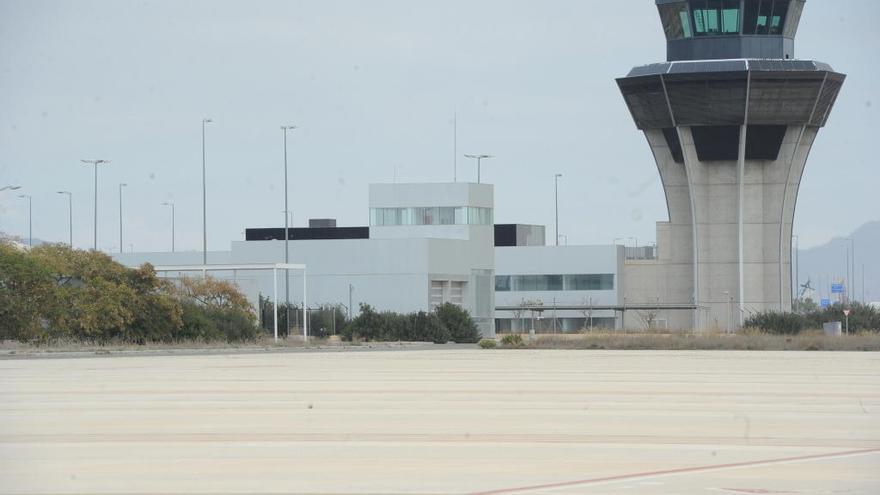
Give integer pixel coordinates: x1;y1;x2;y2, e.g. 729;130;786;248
617;1;844;329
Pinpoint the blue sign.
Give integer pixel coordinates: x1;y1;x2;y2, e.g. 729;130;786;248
831;284;844;294
820;298;831;308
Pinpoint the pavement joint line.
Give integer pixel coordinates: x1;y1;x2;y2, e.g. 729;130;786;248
468;447;880;495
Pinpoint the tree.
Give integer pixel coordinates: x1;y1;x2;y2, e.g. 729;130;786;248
0;242;59;341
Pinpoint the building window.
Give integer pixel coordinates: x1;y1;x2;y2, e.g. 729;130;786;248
658;2;692;40
690;0;740;36
743;0;789;35
370;207;493;226
495;274;614;292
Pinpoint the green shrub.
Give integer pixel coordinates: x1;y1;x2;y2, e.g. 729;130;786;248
436;303;481;343
343;303;481;343
478;339;497;349
500;333;525;348
744;311;805;335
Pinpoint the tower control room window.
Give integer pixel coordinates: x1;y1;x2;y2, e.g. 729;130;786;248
743;0;790;35
658;2;692;40
690;0;740;36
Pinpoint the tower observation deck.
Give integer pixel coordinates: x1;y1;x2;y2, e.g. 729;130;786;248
617;0;844;329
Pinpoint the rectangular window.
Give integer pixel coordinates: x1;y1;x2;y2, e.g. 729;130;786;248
745;0;784;35
371;206;493;226
691;0;740;36
503;274;614;292
658;2;691;40
722;0;740;33
439;207;455;225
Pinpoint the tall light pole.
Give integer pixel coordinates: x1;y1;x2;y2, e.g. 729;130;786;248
464;154;493;184
201;118;212;267
843;237;854;303
722;290;732;334
792;234;799;312
118;183;127;253
80;159;111;250
18;194;32;246
1;185;21;192
281;125;297;337
161;202;175;252
57;191;72;247
554;173;562;246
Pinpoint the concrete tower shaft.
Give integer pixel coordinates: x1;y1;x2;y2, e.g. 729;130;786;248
617;2;844;330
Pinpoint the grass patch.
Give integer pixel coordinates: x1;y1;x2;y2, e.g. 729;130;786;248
495;330;880;352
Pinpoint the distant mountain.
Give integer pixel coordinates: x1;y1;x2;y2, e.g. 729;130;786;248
797;221;880;304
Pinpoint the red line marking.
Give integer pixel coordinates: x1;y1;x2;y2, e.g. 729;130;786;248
469;448;880;495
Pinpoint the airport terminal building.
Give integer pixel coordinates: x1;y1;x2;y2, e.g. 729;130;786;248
114;182;632;338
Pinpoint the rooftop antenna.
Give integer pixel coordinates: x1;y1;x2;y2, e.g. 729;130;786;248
453;109;458;182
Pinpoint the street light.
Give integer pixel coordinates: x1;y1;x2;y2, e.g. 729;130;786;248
161;202;175;252
722;290;732;334
17;194;32;246
118;183;127;253
841;237;854;303
464;154;493;184
792;234;799;312
282;124;297;337
201;118;212;267
57;191;72;247
80;159;111;250
1;185;22;192
554;173;562;246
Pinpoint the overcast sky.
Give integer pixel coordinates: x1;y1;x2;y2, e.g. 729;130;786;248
1;0;877;253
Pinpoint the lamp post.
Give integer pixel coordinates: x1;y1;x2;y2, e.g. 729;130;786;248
161;202;175;252
722;290;732;334
349;284;354;321
554;173;562;246
282;124;297;337
464;154;493;184
118;183;127;253
201;118;212;267
57;191;72;247
792;234;799;312
0;185;21;192
843;237;854;303
80;159;111;250
18;194;32;246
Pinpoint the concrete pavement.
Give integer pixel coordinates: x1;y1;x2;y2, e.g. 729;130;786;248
1;349;878;494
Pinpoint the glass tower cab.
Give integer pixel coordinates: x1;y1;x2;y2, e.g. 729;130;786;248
657;0;805;61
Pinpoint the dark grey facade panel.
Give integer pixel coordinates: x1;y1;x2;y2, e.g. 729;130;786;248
494;225;517;247
692;126;741;161
628;64;671;77
662;128;685;163
618;68;843;130
245;227;369;241
626;59;833;78
745;125;788;160
665;75;747;126
668;60;747;74
617;76;674;130
748;76;825;124
812;75;845;126
667;36;792;61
